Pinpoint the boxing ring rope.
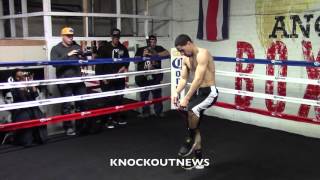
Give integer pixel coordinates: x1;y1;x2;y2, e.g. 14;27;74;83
185;82;319;107
214;56;320;67
216;70;320;86
172;55;320;124
212;57;319;107
211;87;318;106
0;68;171;89
0;83;170;111
0;56;170;67
0;97;170;132
7;55;317;67
177;57;319;107
0;56;171;132
214;71;320;108
0;54;319;132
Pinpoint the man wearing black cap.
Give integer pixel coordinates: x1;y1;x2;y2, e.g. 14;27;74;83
96;28;130;128
135;35;170;118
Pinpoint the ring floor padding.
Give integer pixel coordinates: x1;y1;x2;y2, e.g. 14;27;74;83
1;111;320;180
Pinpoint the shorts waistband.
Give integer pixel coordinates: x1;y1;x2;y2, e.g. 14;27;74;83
196;86;217;95
198;85;216;90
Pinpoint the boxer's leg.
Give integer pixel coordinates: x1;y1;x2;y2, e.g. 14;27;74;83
187;110;202;150
179;87;218;157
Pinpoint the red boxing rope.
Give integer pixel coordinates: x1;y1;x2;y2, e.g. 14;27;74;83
2;96;314;132
0;97;171;132
214;102;320;125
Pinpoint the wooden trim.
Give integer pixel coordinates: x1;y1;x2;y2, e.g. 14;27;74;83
0;39;46;46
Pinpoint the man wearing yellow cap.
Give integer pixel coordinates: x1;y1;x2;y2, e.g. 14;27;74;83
50;27;87;136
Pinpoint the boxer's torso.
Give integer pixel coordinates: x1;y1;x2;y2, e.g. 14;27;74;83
184;48;215;87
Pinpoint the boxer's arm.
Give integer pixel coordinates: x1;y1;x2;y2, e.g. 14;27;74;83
175;58;189;94
184;53;208;100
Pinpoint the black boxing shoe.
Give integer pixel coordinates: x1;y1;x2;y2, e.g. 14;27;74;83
181;150;206;170
181;155;196;170
178;137;197;157
194;149;205;170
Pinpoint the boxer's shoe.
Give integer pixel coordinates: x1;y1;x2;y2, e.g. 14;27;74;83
178;137;197;157
181;149;206;170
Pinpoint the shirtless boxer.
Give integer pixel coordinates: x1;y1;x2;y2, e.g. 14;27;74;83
173;34;218;169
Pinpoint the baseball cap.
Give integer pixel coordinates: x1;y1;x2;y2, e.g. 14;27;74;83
111;28;121;38
61;27;74;35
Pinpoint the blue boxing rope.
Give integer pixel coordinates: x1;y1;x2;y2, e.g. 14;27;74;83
214;56;320;67
0;55;319;67
0;55;171;67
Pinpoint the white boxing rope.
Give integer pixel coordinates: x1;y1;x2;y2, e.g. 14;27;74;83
0;68;171;89
0;66;45;71
170;49;319;110
218;87;320;107
185;83;319;107
0;83;171;111
216;70;320;86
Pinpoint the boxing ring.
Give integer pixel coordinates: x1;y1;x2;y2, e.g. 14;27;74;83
0;56;171;132
0;51;320;180
0;50;319;133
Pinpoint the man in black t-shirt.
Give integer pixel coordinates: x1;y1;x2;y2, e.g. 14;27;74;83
135;35;170;118
96;28;130;127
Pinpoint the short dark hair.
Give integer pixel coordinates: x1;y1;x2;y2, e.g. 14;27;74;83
148;35;157;40
146;35;157;46
12;68;22;81
175;34;192;46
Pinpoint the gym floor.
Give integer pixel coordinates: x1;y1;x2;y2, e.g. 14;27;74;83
1;110;320;180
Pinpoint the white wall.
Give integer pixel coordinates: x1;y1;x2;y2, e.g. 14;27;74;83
172;0;320;138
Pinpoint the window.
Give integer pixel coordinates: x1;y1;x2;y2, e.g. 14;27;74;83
14;18;22;37
2;0;9;16
150;20;170;37
89;0;116;13
51;0;83;12
136;18;145;37
89;17;116;37
14;0;22;14
28;17;44;37
4;20;11;37
27;0;43;13
52;16;84;36
0;0;172;38
121;18;134;36
121;0;134;14
136;0;146;15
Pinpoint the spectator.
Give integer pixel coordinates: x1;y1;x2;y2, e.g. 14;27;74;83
10;69;47;147
50;27;88;135
135;35;170;118
96;28;130;128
